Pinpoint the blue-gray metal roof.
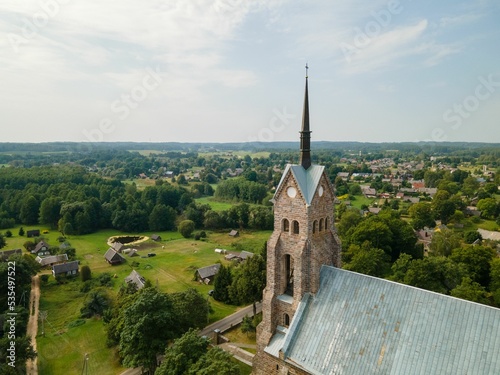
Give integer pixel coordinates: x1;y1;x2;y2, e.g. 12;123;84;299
271;266;500;375
275;164;324;205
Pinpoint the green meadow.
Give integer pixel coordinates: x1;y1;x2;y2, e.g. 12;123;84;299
4;226;270;374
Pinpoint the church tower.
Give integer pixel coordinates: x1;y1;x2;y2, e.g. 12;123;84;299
255;67;341;371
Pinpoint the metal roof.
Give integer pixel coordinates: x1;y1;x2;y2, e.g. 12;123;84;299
269;266;500;375
275;164;325;206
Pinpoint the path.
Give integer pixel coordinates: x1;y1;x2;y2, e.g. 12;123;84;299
26;274;40;375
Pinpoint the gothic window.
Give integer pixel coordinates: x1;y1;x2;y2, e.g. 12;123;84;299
284;313;290;327
285;254;294;296
283;218;290;232
313;220;317;234
319;218;324;232
325;216;329;230
292;220;299;234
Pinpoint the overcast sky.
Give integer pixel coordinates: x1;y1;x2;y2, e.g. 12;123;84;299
1;0;499;144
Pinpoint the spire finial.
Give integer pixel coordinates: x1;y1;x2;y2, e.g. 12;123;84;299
299;65;311;170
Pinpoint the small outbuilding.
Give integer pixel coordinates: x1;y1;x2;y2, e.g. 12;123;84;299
104;248;125;265
27;229;40;238
52;261;79;277
196;264;221;284
125;270;146;289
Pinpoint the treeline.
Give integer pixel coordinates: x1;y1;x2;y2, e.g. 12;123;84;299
214;178;268;204
0;255;38;374
338;208;500;307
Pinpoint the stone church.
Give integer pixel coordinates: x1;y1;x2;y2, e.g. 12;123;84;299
253;71;500;374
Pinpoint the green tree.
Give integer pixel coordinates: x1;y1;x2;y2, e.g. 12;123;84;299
212;264;232;304
342;242;391;277
171;288;211;333
451;277;491;305
149;204;177;231
450;245;496;287
81;265;91;282
429;229;461;257
229;254;266;315
477;198;498;219
19;195;39;225
119;288;179;374
80;289;111;318
155;329;209;375
187;347;240;375
178;220;195;238
409;202;435;230
39;197;62;228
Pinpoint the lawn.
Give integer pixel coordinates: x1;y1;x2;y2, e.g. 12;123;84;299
10;226;270;373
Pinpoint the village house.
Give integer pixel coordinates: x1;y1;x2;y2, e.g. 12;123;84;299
104;248;125;265
195;264;221;284
31;240;51;257
36;254;68;267
52;261;79;277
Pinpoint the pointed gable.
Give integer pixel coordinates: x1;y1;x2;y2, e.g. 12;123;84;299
275;164;326;206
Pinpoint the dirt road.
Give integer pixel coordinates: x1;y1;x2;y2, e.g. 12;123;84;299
26;274;40;375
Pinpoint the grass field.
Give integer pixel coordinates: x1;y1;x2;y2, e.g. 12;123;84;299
3;226;270;373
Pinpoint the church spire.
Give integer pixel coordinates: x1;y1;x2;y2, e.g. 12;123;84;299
299;64;311;170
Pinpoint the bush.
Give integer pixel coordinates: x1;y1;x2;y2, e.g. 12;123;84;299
179;220;195;238
81;265;91;282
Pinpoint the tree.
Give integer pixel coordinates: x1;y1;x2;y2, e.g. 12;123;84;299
450;245;495;286
402;256;464;294
212;264;232;304
409;202;435;230
451;277;491;305
429;229;461;257
80;289;110;318
241;315;256;336
178;220;195;238
342;243;391;277
19;195;39;225
155;329;209;375
39;197;61;228
149;204;176;231
0;336;36;375
477;198;498;219
187;346;240;375
464;230;482;244
81;265;91;282
119;288;180;374
171;288;211;333
229;255;266;315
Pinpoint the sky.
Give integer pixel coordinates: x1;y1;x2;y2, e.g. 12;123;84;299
1;0;499;144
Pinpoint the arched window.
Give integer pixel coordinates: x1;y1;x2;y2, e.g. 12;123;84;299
283;219;289;232
293;220;299;234
284;313;290;327
325;217;329;230
319;218;324;232
285;254;294;296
